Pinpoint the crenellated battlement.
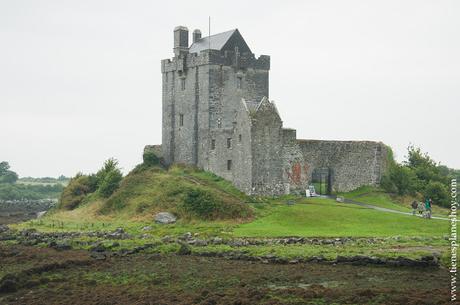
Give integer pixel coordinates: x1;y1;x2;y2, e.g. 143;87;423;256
161;50;270;73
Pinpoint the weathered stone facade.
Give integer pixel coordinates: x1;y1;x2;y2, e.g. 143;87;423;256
160;26;389;195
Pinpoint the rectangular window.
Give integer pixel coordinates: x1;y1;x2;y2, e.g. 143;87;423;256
227;138;232;149
237;77;242;89
181;78;185;90
211;139;216;150
239;134;242;142
179;114;184;127
227;160;232;171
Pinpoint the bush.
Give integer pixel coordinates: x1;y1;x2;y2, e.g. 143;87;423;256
181;188;219;219
424;181;449;207
58;175;95;210
143;150;160;166
382;164;418;195
98;170;123;198
95;158;123;198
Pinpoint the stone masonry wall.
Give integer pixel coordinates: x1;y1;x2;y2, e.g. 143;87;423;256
282;139;389;193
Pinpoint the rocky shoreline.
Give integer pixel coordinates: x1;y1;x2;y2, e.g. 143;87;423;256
0;199;57;224
0;225;442;268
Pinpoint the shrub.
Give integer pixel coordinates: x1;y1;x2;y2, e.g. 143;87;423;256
98;170;123;198
424;181;449;207
382;164;418;195
143;150;160;166
181;188;219;219
58;175;94;210
95;158;123;198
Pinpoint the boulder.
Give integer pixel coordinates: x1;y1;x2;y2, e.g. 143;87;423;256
154;212;177;224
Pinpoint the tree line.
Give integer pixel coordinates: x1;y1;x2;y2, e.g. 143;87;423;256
381;145;459;207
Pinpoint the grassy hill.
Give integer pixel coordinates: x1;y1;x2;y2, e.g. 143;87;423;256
99;165;253;220
54;164;253;223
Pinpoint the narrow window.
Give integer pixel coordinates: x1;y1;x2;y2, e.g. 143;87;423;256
181;78;186;90
238;134;242;142
227;138;232;149
227;160;232;171
211;139;216;150
217;118;222;128
237;77;242;89
179;114;184;127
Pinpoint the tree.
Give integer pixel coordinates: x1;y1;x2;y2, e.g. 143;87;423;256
0;161;18;184
98;170;123;198
96;158;123;198
424;181;449;207
0;162;9;175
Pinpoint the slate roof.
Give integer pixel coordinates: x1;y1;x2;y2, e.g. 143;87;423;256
189;29;251;54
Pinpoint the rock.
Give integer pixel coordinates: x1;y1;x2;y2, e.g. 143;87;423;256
161;235;173;243
0;224;9;233
142;226;152;231
90;243;108;253
154;212;176;224
36;211;47;218
188;239;207;246
114;227;125;234
180;232;192;240
90;252;107;260
177;243;192;255
54;241;71;251
211;237;223;244
336;196;345;203
107;228;131;240
20;228;37;237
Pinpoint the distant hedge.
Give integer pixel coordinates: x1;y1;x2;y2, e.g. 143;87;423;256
0;183;64;200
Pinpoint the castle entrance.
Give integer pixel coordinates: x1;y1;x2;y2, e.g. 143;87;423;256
311;168;332;195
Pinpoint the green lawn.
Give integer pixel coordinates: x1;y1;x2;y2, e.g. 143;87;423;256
339;186;450;217
234;197;448;238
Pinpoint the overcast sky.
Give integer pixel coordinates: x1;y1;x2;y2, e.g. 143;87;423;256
1;0;459;177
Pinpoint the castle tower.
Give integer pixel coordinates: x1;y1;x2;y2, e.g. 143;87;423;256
161;26;271;182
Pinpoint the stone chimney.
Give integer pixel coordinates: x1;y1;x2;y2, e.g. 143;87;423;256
173;26;189;57
192;29;202;43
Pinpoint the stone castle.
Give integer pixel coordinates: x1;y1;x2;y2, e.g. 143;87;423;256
159;26;389;195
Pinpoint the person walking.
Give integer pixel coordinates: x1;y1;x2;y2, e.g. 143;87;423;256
417;201;425;216
411;200;418;215
425;198;432;219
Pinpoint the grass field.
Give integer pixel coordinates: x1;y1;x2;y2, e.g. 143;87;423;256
234;197;448;237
